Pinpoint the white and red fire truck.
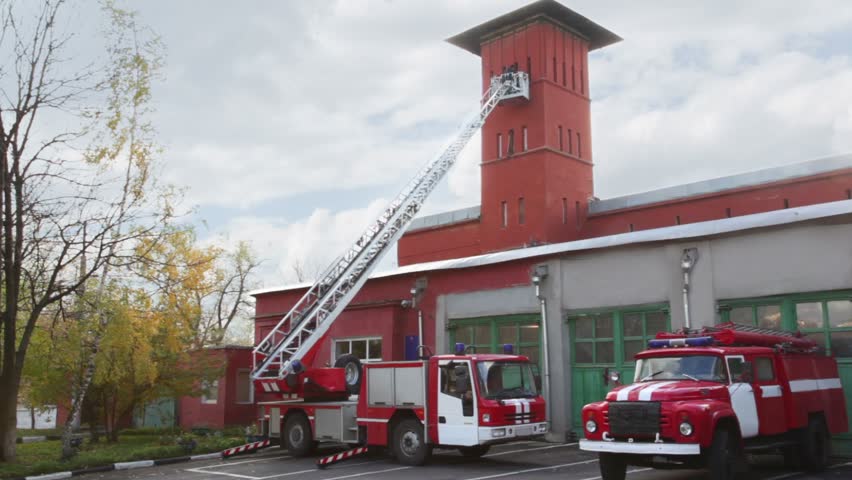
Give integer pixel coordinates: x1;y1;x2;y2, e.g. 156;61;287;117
580;322;849;480
247;71;545;466
256;350;546;465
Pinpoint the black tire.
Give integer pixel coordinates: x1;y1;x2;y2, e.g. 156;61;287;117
334;354;363;395
599;453;627;480
458;445;490;458
800;416;830;472
283;413;316;457
707;427;739;480
392;418;431;466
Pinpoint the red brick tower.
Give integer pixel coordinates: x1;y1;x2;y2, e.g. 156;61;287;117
448;0;620;252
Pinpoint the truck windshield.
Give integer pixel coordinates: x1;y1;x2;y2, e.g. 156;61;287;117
476;361;538;399
635;355;728;383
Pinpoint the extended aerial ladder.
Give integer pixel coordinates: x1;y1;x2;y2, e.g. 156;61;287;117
252;71;530;383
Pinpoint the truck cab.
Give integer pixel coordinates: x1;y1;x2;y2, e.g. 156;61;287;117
579;323;848;480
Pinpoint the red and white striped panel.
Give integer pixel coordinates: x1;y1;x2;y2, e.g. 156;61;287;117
316;447;368;469
222;439;270;457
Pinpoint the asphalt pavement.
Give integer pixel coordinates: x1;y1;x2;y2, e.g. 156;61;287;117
83;441;852;480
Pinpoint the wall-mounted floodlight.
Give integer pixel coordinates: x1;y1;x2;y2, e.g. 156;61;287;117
531;264;549;285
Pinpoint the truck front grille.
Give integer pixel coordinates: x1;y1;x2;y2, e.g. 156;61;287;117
607;402;660;437
504;411;539;424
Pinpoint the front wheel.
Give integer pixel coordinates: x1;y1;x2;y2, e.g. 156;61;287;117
707;427;739;480
392;419;431;466
458;445;490;458
599;453;627;480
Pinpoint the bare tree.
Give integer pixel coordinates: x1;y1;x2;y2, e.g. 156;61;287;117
290;257;323;283
0;0;170;461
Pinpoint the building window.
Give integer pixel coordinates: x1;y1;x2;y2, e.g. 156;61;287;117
552;57;557;82
527;56;532;78
783;198;790;209
570;307;670;364
507;129;515;156
567;129;573;154
558;126;563;150
334;337;383;363
449;314;541;366
577;132;582;158
522;126;528;151
562;62;566;86
236;370;252;404
501;201;508;227
719;291;852;357
518;197;525;224
497;134;503;159
629;223;635;232
846;189;851;200
575;201;581;229
676;215;681;225
580;67;585;94
201;380;219;404
725;207;732;218
562;198;568;225
572;65;576;90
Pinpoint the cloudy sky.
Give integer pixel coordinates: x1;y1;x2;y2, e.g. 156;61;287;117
79;0;852;288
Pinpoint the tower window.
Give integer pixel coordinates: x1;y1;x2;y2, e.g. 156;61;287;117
497;133;503;159
567;129;573;154
846;189;851;199
552;57;557;82
518;197;525;225
507;129;515;156
676;215;681;225
580;67;585;94
562;198;568;225
522;126;528;151
783;198;790;209
527;56;532;78
562;62;566;87
575;200;581;229
501;201;508;227
725;207;732;218
577;132;582;158
558;126;563;151
629;223;635;232
572;65;576;90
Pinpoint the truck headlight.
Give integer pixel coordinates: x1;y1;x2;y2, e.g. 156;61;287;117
679;421;693;436
585;419;597;433
482;413;491;423
492;428;506;438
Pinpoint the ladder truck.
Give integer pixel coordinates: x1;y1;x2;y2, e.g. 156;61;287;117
580;323;848;480
250;70;549;466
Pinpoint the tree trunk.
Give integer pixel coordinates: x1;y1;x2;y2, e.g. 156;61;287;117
30;406;36;430
0;385;18;461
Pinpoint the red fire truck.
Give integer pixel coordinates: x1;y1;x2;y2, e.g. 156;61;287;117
579;323;848;480
256;350;546;465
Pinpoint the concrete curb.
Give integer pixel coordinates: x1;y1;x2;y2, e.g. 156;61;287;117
11;452;225;480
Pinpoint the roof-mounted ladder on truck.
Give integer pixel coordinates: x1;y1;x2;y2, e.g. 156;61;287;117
652;321;818;351
251;71;530;384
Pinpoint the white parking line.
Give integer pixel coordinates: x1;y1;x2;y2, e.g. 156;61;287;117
462;458;598;480
184;468;259;479
255;461;379;480
318;466;411;480
766;461;852;480
192;454;291;470
484;442;578;457
577;467;652;480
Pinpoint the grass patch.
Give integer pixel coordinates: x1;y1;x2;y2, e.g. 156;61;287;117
0;432;245;479
15;428;62;438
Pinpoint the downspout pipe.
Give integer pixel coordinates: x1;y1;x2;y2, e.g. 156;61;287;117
532;267;551;429
680;248;699;331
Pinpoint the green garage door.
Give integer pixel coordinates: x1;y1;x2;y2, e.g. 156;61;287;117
568;304;670;434
448;314;541;366
719;290;852;457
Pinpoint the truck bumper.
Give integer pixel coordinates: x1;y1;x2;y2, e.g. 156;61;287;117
579;439;701;456
478;422;548;444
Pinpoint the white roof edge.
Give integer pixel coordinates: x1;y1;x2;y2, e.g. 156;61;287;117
590;153;852;214
250;199;852;297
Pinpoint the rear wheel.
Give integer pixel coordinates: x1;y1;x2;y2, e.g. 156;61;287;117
392;419;430;466
458;445;490;458
598;453;627;480
283;413;316;457
707;426;739;480
800;416;830;472
334;354;363;395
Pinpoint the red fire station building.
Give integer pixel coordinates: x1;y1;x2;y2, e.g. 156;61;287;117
252;0;852;453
